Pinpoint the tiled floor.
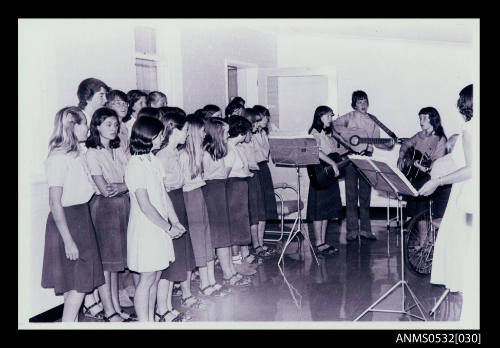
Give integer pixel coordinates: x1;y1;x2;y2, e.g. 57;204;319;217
79;219;462;323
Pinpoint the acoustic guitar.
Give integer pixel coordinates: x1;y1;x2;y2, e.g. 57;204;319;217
400;147;432;180
332;127;406;154
307;152;351;190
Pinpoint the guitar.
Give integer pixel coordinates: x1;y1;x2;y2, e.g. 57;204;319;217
307;152;351;190
400;147;432;180
332;127;406;154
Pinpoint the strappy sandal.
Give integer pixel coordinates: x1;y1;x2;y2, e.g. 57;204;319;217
244;254;258;264
172;284;182;297
199;283;231;297
316;243;339;256
223;273;251;287
82;300;105;320
119;311;137;321
254;246;273;258
103;312;132;322
181;296;206;310
171;309;191;322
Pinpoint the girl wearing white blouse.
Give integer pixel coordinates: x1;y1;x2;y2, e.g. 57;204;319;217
41;107;105;322
85;108;133;322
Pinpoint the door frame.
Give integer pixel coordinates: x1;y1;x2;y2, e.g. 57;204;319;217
224;58;259;106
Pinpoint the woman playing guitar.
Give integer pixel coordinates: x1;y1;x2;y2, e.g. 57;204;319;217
306;106;343;256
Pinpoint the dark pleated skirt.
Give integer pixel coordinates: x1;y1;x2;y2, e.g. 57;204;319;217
248;170;266;225
161;188;196;281
257;161;279;220
41;203;105;295
306;179;343;221
183;188;215;267
202;179;232;248
226;177;251;246
89;194;129;272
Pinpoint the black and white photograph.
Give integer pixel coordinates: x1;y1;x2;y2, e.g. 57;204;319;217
18;18;479;330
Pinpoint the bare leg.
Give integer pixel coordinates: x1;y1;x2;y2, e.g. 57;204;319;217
148;272;161;322
321;220;328;245
180;272;192;300
257;221;266;246
198;265;210;290
62;290;85;322
250;224;259;249
216;247;234;279
207;260;216;285
97;271;121;321
156;278;170;315
313;220;323;246
134;271;156;322
110;272;126;318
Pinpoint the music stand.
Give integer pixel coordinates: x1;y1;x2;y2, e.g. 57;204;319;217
268;135;320;266
348;155;427;321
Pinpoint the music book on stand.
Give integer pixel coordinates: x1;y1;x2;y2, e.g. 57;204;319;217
269;134;319;167
348;155;418;197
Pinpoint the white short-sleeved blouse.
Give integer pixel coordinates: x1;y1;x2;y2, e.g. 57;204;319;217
202;151;228;180
225;144;252;178
85;147;128;194
179;150;205;192
45;151;95;207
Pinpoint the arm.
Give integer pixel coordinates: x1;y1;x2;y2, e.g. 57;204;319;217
135;188;184;238
319;150;339;176
91;175;128;197
419;129;472;196
48;187;79;260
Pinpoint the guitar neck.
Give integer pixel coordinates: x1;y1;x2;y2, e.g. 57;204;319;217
358;137;409;145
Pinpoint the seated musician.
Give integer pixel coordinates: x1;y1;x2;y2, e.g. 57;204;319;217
307;106;343;256
397;107;451;247
332;91;394;241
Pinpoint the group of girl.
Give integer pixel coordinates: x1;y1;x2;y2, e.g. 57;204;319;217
41;77;279;322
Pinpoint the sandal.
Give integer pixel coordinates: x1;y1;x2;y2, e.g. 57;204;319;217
82;300;105;320
103;312;132;322
199;284;231;297
316;243;339;256
172;284;182;297
181;295;206;310
244;254;258;264
254;246;273;258
223;273;251;287
119;311;137;321
171;309;191;322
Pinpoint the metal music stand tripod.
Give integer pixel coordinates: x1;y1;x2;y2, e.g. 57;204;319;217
268;136;320;266
348;156;427;321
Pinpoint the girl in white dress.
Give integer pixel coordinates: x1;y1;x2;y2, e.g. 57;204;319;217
419;84;477;322
125;116;186;322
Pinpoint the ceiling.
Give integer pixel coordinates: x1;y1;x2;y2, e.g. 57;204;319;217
239;19;477;44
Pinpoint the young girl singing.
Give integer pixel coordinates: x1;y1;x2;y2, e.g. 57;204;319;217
85;107;134;322
41;106;105;322
202;118;251;288
106;90;130;151
125;116;185;322
240;108;269;263
155;112;199;322
180;115;230;297
225;115;257;278
252;105;279;257
123;90;147;138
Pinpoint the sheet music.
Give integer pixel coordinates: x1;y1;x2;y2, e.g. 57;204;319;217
348;155;418;197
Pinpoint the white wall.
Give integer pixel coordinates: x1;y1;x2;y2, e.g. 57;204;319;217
276;32;476;206
180;24;277;114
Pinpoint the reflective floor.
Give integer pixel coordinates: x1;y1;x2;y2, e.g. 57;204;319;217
80;219;462;322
